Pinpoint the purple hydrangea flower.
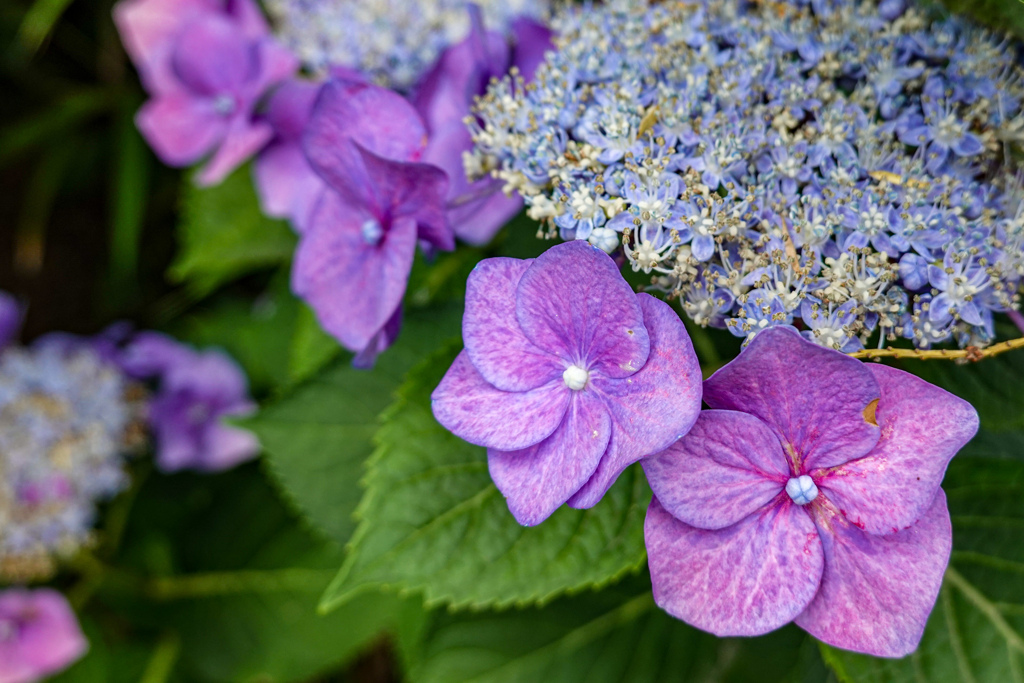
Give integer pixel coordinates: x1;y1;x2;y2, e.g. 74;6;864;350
0;291;23;351
432;240;702;526
114;0;298;185
0;589;87;683
642;326;978;657
122;332;259;473
414;10;553;245
292;79;453;359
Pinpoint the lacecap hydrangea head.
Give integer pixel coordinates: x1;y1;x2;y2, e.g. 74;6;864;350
264;0;550;90
469;0;1024;352
0;341;143;582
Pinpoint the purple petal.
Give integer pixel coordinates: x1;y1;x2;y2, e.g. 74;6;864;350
952;133;984;157
795;491;951;657
431;351;569;450
161;348;251;404
196;115;273;186
510;18;555;82
292;193;417;353
253;141;325;228
515;241;651;379
171;16;252;95
263;79;320;141
645;496;824;637
642;410;789;530
463;257;563;392
704;326;880;471
250;38;299;94
0;291;23;350
352;305;403;369
0;589;88;681
135;94;225;167
568;294;702;509
488;393;611;526
303;79;427;206
200;422;260;471
119;330;194;379
816;364;977;535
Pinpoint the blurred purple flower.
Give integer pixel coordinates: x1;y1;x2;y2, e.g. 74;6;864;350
432;240;702;526
0;291;23;351
414;11;553;245
292;79;453;360
643;326;978;657
114;0;298;185
0;589;88;683
122;332;259;473
252;79;326;231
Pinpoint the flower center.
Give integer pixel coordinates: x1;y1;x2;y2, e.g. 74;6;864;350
213;94;235;116
786;475;819;505
361;219;384;246
562;365;589;391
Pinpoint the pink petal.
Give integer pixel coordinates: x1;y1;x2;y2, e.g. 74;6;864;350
135;94;224;167
264;79;320;140
642;410;789;530
170;16;252;95
251;38;300;93
568;294;703;509
816;365;978;535
795;491;951;657
463;257;563;392
704;326;880;472
253;141;325;228
225;0;270;39
202;422;260;471
488;393;611;526
515;240;651;379
196;116;273;186
0;589;88;680
431;351;569;450
292;193;417;353
646;496;824;637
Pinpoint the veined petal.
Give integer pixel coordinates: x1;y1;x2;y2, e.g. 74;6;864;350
292;193;416;353
816;364;977;535
431;351;569;451
646;497;824;637
643;410;789;530
704;326;880;472
515;240;650;378
253;141;325;228
489;393;611;526
795;491;951;658
463;257;562;392
568;294;702;509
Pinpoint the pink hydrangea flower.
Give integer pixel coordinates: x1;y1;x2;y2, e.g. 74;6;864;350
642;326;978;657
292;79;453;361
432;240;702;526
0;589;88;683
114;0;297;185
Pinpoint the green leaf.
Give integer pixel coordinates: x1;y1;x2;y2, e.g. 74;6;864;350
404;575;817;683
170;165;295;296
822;457;1024;682
286;303;342;387
244;303;463;544
320;343;650;612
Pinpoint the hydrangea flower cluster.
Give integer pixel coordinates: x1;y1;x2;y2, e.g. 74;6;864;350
264;0;549;89
469;0;1024;352
0;341;142;581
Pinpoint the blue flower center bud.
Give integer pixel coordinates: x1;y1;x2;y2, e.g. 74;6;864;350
212;94;235;115
562;365;589;391
786;475;819;506
361;219;384;246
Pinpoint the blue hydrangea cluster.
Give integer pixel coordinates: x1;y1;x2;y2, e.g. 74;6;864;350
265;0;550;89
0;343;142;581
469;0;1024;351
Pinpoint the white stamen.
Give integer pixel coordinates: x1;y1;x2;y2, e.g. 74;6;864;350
562;365;589;391
213;94;235;115
361;219;384;246
786;475;819;506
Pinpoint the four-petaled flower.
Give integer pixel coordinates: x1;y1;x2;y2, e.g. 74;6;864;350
642;326;978;657
432;240;702;526
0;588;87;683
292;79;453;364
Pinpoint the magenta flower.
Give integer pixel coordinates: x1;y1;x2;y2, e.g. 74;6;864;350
252;78;326;231
114;0;297;185
414;12;553;245
432;240;702;526
292;79;453;358
642;326;978;657
0;589;88;683
121;332;259;473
